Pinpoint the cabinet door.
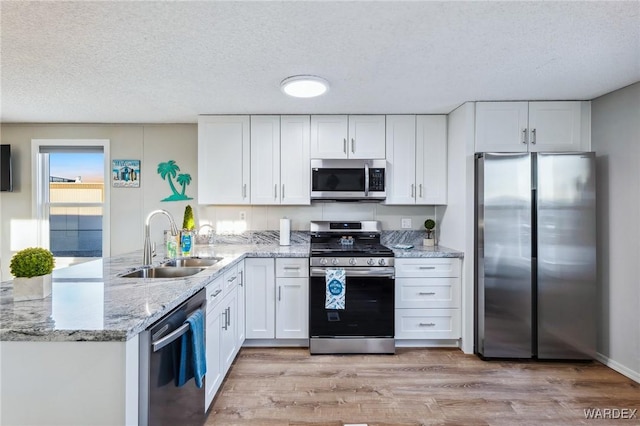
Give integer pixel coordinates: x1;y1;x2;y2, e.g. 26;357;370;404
348;115;386;159
275;277;309;339
310;115;348;159
280;116;311;205
416;115;447;204
250;116;281;204
385;115;417;205
221;290;237;371
205;302;223;410
198;115;250;204
528;101;584;152
236;261;246;348
244;258;275;339
475;102;528;152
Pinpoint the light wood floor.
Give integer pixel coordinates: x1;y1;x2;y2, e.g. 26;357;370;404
205;347;639;426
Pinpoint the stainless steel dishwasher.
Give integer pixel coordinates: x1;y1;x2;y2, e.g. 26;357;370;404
139;289;206;426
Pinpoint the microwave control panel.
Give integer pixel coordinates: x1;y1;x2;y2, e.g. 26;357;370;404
369;168;385;191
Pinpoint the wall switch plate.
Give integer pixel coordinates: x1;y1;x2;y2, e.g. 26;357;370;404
239;211;246;221
401;218;412;229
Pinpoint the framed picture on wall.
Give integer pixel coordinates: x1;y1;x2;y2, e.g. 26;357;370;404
112;159;140;188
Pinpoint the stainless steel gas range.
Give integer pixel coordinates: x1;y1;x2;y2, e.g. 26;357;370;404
308;220;395;354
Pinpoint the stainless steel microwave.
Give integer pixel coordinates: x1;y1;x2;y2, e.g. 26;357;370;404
311;159;386;201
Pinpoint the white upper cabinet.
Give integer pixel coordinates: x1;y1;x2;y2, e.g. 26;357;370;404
250;116;281;204
475;102;529;152
385;115;417;204
348;115;386;159
280;116;311;205
527;102;588;152
385;115;447;205
416;115;447;205
250;115;310;205
475;101;590;152
198;115;250;204
311;115;385;159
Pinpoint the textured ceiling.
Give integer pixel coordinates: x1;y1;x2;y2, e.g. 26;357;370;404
1;1;639;123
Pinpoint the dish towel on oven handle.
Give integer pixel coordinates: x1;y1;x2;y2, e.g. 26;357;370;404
325;268;346;310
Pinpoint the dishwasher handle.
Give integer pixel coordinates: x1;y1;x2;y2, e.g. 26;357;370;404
151;302;206;353
152;323;190;352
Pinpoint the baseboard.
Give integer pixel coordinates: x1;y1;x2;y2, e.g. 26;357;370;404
395;339;461;348
595;351;640;383
242;339;309;347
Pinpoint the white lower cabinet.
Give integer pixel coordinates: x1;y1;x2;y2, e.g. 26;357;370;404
236;261;246;347
245;258;309;340
205;261;244;411
245;258;276;338
275;258;309;339
205;276;224;410
394;258;462;340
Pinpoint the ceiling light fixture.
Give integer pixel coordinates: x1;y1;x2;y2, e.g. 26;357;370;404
280;75;329;98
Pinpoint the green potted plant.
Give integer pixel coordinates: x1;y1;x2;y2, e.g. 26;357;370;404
10;247;55;301
423;219;436;247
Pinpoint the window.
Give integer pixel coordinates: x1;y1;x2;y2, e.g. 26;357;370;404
32;140;110;268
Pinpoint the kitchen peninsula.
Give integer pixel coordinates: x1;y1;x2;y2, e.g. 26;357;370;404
0;237;462;425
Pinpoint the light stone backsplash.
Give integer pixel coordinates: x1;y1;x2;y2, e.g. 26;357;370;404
197;204;438;233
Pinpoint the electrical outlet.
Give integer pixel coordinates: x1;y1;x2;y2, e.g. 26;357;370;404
239;211;246;221
401;218;412;229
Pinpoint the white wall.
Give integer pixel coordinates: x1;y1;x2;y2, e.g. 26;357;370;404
591;82;640;382
0;124;197;281
439;102;476;354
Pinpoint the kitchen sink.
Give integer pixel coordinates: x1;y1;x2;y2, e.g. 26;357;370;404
120;266;205;279
161;257;223;268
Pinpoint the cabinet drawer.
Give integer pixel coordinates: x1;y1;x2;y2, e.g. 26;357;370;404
206;276;224;313
395;308;461;339
395;277;460;309
276;258;309;278
395;258;460;278
223;265;239;295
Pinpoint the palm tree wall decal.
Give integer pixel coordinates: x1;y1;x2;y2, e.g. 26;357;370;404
157;160;193;201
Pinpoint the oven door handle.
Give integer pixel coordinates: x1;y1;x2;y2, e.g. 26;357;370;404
310;267;395;278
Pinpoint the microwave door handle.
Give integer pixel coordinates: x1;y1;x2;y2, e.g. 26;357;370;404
364;162;369;197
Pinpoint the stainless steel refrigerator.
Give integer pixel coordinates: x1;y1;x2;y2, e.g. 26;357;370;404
475;152;596;360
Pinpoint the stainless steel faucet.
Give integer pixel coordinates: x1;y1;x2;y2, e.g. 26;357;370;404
143;209;179;266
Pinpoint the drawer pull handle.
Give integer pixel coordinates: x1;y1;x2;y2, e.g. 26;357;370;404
418;292;436;295
283;266;301;270
210;289;222;298
419;322;436;327
419;266;436;270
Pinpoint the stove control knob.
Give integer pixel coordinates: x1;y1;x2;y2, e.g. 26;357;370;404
331;258;339;266
320;258;328;266
367;258;375;266
378;258;386;266
349;258;357;266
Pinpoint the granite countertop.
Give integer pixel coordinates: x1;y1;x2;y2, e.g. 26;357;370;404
0;231;462;344
0;243;309;343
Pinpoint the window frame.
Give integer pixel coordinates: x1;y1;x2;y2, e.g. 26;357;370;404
31;139;111;259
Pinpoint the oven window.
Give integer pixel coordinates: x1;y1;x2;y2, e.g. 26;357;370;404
312;168;365;192
309;275;394;337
